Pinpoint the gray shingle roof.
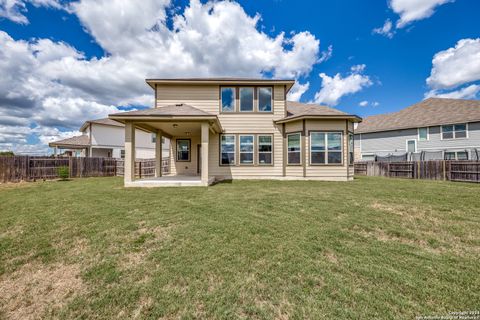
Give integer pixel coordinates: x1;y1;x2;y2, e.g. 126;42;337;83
109;104;214;117
48;135;89;147
356;98;480;134
276;101;361;123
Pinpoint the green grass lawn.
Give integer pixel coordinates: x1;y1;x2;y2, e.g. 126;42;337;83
0;177;479;319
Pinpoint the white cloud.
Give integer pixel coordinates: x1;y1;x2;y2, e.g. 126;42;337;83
0;0;323;154
287;82;310;102
0;0;61;24
425;84;480;100
426;38;480;90
359;100;368;107
390;0;453;28
372;19;394;38
318;45;333;63
372;101;380;106
358;100;380;107
313;65;373;106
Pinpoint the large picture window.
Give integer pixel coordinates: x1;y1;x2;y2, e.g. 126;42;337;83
221;135;236;165
287;133;301;164
239;88;254;112
176;139;190;162
310;132;343;164
442;124;467;139
258;87;272;112
258;135;273;165
239;135;254;164
221;87;235;112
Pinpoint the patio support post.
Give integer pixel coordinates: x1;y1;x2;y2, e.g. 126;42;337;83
124;122;136;183
155;130;163;177
201;122;209;185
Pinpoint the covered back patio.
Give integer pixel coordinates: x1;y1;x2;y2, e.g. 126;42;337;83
109;104;222;187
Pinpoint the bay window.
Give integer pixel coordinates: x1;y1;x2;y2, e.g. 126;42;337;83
258;87;272;112
220;135;236;165
221;87;235;112
348;133;354;165
287;133;301;164
239;88;254;112
310;132;343;164
258;135;273;165
239;135;254;164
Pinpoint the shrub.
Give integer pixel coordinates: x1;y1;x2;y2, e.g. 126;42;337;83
57;166;70;181
0;151;14;157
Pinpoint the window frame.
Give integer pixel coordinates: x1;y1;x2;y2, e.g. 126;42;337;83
287;132;302;166
257;87;273;113
239;134;255;166
257;134;274;166
406;139;417;153
348;132;354;166
441;123;468;140
220;87;236;113
219;134;236;166
239;87;255;112
176;139;191;162
418;127;429;141
309;131;344;166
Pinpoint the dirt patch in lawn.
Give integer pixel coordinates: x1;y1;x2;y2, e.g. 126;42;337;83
0;262;84;320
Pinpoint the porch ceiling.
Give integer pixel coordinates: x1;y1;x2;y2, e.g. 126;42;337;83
138;121;203;137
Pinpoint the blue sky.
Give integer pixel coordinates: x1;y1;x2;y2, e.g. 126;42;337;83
0;0;479;154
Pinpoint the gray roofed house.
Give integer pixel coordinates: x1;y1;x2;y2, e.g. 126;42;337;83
49;117;162;158
355;98;480;161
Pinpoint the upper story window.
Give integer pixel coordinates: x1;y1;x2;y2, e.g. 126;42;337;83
258;87;272;112
418;127;428;141
239;88;254;112
220;86;274;113
221;87;235;112
442;124;467;140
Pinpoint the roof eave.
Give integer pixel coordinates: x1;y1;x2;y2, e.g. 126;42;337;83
275;114;362;124
145;79;296;93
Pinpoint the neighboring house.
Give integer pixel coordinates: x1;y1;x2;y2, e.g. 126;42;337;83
109;78;361;187
49;118;164;158
355;98;480;161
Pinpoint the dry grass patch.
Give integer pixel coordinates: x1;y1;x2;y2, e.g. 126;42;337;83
0;262;84;320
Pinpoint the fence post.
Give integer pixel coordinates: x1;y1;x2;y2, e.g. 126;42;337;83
68;157;72;178
442;160;446;181
139;161;142;179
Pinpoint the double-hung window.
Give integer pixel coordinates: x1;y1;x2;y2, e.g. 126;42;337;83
221;87;235;112
287;133;301;164
418;127;428;141
220;135;236;165
442;124;467;139
239;135;254;164
176;139;190;162
239;88;254;112
258;135;273;165
310;132;343;164
258;87;272;112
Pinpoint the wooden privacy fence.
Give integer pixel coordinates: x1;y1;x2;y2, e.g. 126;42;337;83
0;156;117;183
354;161;480;183
115;158;170;178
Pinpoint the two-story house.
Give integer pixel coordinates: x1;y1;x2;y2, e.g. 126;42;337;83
109;78;361;187
355;98;480;161
49;118;163;158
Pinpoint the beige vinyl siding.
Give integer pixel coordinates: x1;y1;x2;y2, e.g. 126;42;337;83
156;85;219;114
306;120;348;179
206;86;286;179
